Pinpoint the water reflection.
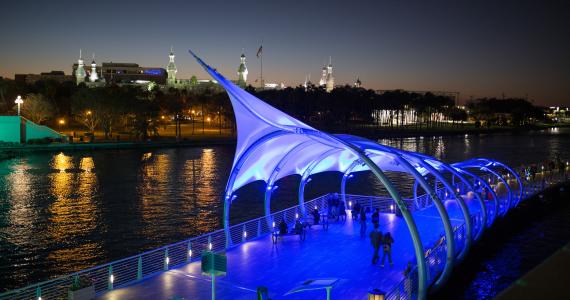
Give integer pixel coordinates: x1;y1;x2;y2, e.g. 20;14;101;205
1;130;569;293
47;154;100;270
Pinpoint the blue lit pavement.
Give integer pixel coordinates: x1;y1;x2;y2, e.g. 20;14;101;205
97;197;479;300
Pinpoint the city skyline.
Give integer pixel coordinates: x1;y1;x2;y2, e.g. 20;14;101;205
1;0;569;105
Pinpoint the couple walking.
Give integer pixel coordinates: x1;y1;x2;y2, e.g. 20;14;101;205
370;224;394;267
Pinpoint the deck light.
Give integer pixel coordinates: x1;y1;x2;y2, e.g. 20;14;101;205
208;242;212;250
272;221;276;228
390;204;394;212
456;188;460;193
348;201;352;207
368;288;385;300
295;213;299;219
243;231;247;238
109;274;114;283
314;205;318;210
165;257;170;265
188;250;192;257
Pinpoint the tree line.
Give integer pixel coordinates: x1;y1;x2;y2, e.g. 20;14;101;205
0;78;548;140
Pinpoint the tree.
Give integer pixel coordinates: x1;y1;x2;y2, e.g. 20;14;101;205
17;93;55;124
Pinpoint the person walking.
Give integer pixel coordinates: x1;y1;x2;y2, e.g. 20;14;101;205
352;201;361;220
381;232;394;267
369;223;383;264
359;207;367;238
371;208;380;226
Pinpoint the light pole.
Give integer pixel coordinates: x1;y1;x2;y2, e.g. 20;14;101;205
15;96;23;116
58;119;65;132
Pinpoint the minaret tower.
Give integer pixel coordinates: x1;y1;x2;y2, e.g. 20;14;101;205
166;46;177;86
90;53;98;82
319;61;327;87
325;56;334;92
237;52;248;88
76;49;86;85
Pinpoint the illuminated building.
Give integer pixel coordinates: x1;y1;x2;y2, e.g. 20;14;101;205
75;49;86;85
89;54;99;82
319;57;334;92
236;52;248;88
166;46;177;86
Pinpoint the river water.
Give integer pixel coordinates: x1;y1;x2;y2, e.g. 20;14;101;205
1;128;569;297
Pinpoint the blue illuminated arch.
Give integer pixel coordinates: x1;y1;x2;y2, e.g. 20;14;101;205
188;50;523;299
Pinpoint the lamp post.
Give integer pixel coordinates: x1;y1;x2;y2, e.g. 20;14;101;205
15;96;23;116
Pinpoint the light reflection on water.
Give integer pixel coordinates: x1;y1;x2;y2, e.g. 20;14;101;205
1;129;570;293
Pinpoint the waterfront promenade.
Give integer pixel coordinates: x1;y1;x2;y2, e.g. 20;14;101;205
97;195;478;300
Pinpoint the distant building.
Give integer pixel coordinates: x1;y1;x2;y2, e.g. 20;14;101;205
162;47;222;92
166;46;177;86
75;49;87;85
237;53;248;88
72;49;166;85
354;77;362;88
319;57;334;92
15;71;74;85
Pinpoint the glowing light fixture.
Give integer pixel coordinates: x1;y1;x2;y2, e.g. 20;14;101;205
15;96;23;116
109;274;114;283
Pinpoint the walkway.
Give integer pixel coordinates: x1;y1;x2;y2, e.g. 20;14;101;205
98;196;480;300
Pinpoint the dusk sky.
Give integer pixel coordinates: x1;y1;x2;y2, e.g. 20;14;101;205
1;0;568;105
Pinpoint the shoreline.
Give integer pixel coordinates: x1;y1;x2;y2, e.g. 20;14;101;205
0;124;568;157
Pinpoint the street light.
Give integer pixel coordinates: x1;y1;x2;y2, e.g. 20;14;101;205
15;96;23;116
58;119;65;132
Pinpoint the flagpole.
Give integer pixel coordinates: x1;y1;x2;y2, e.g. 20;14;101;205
260;43;263;90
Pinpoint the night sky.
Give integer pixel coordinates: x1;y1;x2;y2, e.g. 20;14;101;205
1;0;568;105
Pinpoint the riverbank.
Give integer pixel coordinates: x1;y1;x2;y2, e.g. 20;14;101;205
340;123;570;139
1;123;568;156
0;136;235;156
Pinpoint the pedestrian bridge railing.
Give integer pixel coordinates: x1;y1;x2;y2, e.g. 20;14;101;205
1;169;566;300
384;169;569;300
0;195;331;300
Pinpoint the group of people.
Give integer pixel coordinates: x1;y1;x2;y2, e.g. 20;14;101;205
278;219;304;235
521;154;567;181
370;224;394;267
327;193;347;221
351;200;396;267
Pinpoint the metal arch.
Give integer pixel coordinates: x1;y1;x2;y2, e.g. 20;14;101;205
405;154;474;262
476;158;524;207
452;168;500;224
340;159;364;208
264;141;316;225
365;147;455;290
456;163;513;215
413;180;420;208
324;136;429;300
222;130;291;247
408;153;485;242
480;167;514;213
298;148;344;216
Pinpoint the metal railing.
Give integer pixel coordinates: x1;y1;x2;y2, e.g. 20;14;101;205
0;195;331;300
383;166;569;300
2;167;567;300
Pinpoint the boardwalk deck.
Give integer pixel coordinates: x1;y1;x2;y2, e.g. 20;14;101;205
98;196;481;300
